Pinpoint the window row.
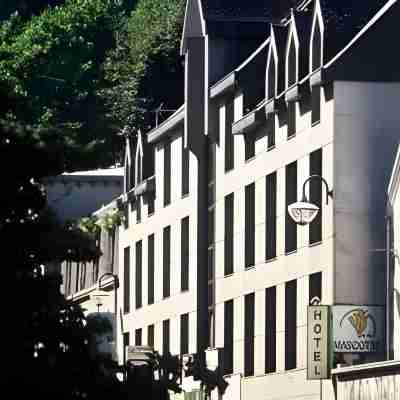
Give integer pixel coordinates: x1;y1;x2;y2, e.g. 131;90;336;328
223;272;322;376
224;148;323;275
123;216;190;314
123;313;190;356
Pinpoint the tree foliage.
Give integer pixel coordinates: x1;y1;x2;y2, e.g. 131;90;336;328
0;0;122;170
101;0;185;130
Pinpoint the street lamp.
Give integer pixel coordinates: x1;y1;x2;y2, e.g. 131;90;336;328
288;174;333;225
91;272;119;362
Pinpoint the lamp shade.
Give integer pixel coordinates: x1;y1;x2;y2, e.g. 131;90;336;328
287;201;319;225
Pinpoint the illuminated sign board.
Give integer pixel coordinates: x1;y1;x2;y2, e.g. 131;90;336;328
332;305;384;353
307;305;330;379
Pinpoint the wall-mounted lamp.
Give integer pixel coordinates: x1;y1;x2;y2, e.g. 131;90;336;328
288;174;333;226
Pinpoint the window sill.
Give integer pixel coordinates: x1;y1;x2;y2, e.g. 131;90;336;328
267;145;275;152
224;167;234;175
311;119;321;127
224;272;234;278
245;265;256;271
287;133;296;141
309;240;322;248
285;249;297;256
147;212;154;218
163;295;170;300
181;193;190;199
245;155;256;164
265;256;277;263
180;288;189;293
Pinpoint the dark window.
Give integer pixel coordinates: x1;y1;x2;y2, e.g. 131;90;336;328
244;293;255;376
288;36;297;87
147;324;154;348
164;140;171;206
163;226;171;298
135;240;142;309
311;86;321;125
163;319;170;355
309;272;322;304
309;149;322;244
208;142;216;184
124;204;129;230
285;162;297;253
224;299;234;375
148;234;154;305
245;136;255;161
136;197;141;223
285;280;297;370
123;332;130;349
123;247;130;314
224;193;234;275
312;21;322;71
180;313;189;355
75;262;80;293
265;172;277;261
181;217;189;291
225;99;234;172
182;139;190;196
208;208;215;247
147;196;154;215
135;328;142;346
245;183;255;268
265;286;277;373
267;116;275;150
287;102;296;138
267;55;276;100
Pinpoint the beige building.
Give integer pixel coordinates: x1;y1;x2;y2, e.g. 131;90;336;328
60;1;400;399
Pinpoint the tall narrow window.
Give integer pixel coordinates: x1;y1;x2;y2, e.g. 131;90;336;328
265;286;277;373
287;102;296;138
285;162;297;253
244;293;255;376
225;99;234;172
147;324;154;348
224;193;234;275
123;247;130;314
245;136;255;161
181;217;189;291
265;172;277;260
309;149;322;244
136;197;141;224
224;300;234;375
285;280;297;370
147;196;155;216
267;116;275;150
123;332;130;351
311;86;321;125
182;139;189;196
163;319;170;355
135;328;142;346
164;140;171;206
180;313;189;355
312;20;322;71
163;226;171;298
267;54;276;100
309;272;322;304
135;240;142;309
148;234;154;305
124;204;129;230
245;183;255;268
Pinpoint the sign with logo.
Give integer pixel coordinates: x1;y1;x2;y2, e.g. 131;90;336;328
307;305;330;379
332;305;384;353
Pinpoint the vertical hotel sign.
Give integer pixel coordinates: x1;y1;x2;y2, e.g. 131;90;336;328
307;305;330;379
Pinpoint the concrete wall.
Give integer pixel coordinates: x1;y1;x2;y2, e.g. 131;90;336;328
117;130;199;359
333;81;400;306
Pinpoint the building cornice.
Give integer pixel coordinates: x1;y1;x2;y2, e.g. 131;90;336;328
332;359;400;379
147;105;185;144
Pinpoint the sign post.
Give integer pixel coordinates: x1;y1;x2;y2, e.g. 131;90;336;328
307;304;330;380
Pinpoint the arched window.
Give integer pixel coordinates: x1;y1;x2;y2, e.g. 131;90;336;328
312;19;322;70
135;131;143;186
287;35;297;87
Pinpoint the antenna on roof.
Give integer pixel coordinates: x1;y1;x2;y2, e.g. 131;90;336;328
151;103;178;127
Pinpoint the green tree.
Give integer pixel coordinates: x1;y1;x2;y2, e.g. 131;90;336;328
101;0;185;130
0;0;122;170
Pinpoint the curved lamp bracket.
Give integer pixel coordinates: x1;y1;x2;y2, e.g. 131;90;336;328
301;174;333;204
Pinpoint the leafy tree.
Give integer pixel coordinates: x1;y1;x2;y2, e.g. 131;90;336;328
0;0;123;170
101;0;185;131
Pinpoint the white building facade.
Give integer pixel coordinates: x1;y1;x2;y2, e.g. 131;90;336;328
117;1;400;400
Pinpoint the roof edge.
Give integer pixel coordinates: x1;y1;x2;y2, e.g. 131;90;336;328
388;144;400;205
